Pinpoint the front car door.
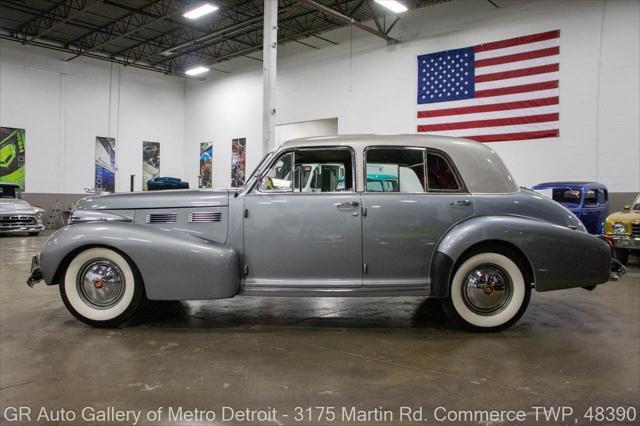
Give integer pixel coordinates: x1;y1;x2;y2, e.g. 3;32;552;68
243;146;362;288
361;146;474;288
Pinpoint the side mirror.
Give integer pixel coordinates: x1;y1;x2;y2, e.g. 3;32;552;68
623;205;631;211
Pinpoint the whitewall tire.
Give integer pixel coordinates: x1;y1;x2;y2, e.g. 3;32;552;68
60;247;145;327
442;252;531;331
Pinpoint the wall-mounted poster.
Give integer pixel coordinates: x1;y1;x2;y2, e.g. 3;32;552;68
0;127;26;190
199;142;213;188
95;136;116;192
142;141;160;191
231;137;246;187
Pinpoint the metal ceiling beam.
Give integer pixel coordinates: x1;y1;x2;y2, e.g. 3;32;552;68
297;0;398;44
108;0;276;66
0;31;189;78
151;2;339;69
0;0;160;48
14;0;97;42
191;21;347;68
64;0;179;62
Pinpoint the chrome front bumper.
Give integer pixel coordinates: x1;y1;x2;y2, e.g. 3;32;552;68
610;235;640;250
27;254;43;287
0;224;45;234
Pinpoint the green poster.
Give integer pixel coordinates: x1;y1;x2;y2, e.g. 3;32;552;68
0;127;26;190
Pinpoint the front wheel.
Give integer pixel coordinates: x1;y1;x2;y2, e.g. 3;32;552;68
60;247;146;327
442;252;531;332
614;248;629;266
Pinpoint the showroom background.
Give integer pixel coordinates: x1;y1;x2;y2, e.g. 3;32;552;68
0;0;638;211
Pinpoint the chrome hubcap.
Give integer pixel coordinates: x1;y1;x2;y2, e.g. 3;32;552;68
77;260;125;309
461;264;512;315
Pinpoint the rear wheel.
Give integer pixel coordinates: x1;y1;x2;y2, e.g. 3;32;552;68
60;247;145;327
614;248;629;266
442;252;531;331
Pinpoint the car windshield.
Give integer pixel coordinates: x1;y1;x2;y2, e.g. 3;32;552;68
245;152;275;187
0;185;21;199
552;188;581;204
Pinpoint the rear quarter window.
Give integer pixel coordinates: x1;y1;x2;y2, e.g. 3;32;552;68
426;152;461;191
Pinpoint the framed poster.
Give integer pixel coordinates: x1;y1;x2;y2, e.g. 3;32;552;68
199;142;213;188
142;141;160;191
0;127;26;190
95;136;116;192
231;137;246;187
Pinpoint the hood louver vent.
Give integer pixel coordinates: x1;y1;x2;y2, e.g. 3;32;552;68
188;212;222;223
146;213;177;224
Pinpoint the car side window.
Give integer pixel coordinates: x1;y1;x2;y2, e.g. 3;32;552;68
259;149;354;193
365;148;426;193
584;190;597;206
426;152;461;191
258;152;293;192
597;189;608;204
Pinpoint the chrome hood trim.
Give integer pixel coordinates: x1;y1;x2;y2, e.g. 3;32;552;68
74;189;230;210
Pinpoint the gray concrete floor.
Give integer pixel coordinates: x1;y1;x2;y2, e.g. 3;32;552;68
1;231;639;425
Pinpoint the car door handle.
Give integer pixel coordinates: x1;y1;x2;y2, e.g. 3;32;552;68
334;201;360;208
449;199;472;206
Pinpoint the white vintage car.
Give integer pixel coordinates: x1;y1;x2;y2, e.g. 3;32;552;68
0;183;45;235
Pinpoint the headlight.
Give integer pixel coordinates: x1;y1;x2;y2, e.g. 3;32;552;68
35;211;44;222
613;222;627;235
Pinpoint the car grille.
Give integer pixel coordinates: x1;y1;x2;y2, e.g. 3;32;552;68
188;212;222;223
0;215;36;229
632;222;640;238
146;213;177;224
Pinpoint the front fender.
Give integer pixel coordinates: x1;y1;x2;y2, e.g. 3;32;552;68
40;222;239;300
430;215;611;296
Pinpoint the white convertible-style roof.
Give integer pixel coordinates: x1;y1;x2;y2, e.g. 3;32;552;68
280;134;519;194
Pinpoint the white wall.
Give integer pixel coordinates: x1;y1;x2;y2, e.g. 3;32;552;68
0;41;185;193
184;0;640;192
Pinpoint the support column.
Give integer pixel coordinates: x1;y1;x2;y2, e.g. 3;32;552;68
262;0;278;155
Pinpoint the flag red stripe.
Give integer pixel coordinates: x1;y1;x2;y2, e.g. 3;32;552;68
474;30;560;53
417;113;558;132
464;129;560;142
474;63;559;83
417;96;559;118
475;46;559;68
475;80;558;98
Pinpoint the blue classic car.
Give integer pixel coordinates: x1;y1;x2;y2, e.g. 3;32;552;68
532;182;609;234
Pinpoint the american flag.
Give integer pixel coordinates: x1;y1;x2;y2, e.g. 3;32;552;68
417;30;560;142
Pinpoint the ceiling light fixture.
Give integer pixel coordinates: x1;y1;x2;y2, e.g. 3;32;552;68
374;0;408;14
183;3;219;20
185;65;210;76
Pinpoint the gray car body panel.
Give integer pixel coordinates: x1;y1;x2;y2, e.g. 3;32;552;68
35;135;612;299
40;222;239;300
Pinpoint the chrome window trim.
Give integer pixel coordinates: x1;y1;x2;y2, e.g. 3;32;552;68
252;146;358;195
362;145;468;194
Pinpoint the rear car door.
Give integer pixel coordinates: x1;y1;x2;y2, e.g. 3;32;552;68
362;147;473;288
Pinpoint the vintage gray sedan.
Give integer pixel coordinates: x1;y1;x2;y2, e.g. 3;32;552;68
27;135;625;330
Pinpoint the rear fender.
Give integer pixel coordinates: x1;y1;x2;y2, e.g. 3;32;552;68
40;222;239;300
429;215;611;296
